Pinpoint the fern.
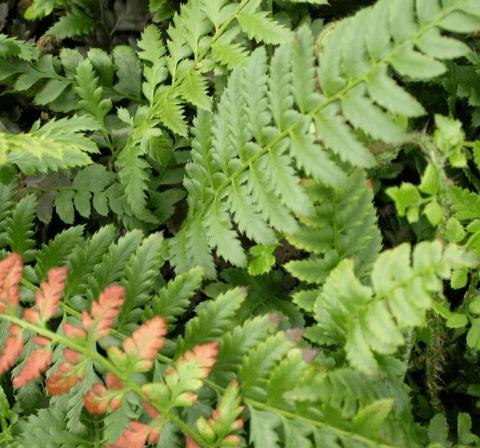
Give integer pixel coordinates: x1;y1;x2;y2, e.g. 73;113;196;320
172;2;478;276
0;250;439;447
287;170;381;280
0;116;99;175
309;242;475;374
0;1;480;446
0;34;38;61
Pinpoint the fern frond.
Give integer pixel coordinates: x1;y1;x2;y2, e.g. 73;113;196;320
0;34;38;61
237;0;292;45
286;169;382;288
6;195;37;262
173;2;478;276
35;226;84;280
176;288;246;355
74;60;112;127
46;11;94;39
144;267;204;327
65;225;117;302
311;242;475;374
1;116;99;175
117;233;165;332
0;182;16;249
86;230;144;301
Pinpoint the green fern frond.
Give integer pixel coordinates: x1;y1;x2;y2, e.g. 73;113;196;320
176;287;246;355
35;226;84;280
172;1;478;277
6;194;37;262
0;34;38;61
74;60;112;127
1;116;99;175
86;230;144;301
47;11;94;39
237;0;292;44
19;407;93;447
286;169;382;289
144;267;204;327
0;182;16;249
65;225;117;302
117;233;166;332
311;242;475;375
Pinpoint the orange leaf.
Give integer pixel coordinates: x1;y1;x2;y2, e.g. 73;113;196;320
46;357;84;395
144;402;160;419
0;253;23;313
63;323;87;339
34;267;68;322
82;285;125;339
0;324;23;374
13;348;52;388
180;342;219;378
106;372;123;390
84;383;109;414
109;421;160;448
122;317;167;371
83;373;124;414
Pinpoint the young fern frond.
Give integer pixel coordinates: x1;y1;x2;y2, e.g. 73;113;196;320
172;1;479;277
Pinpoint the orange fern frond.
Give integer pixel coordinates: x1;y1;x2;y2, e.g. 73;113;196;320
46;353;85;395
83;373;124;414
122;316;167;371
0;253;23;313
180;342;219;378
82;285;125;339
0;324;24;374
13;348;52;388
24;267;68;324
